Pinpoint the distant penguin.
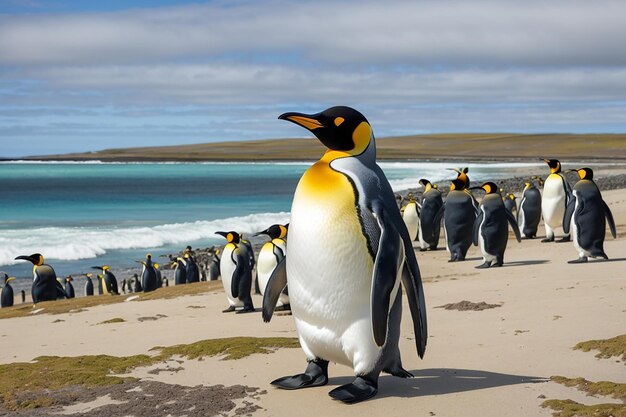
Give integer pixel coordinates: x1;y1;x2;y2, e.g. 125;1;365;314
83;273;94;296
207;252;221;281
563;168;617;263
472;182;522;268
450;167;479;210
503;194;517;217
15;253;66;303
20;290;26;303
64;276;75;299
215;231;254;313
1;274;15;307
154;263;163;288
518;179;543;239
541;159;572;242
255;224;289;310
132;273;143;292
436;178;477;262
121;278;127;294
183;252;200;283
91;266;118;295
417;179;443;251
172;257;187;285
138;254;157;292
163;277;169;287
401;192;420;241
264;106;427;404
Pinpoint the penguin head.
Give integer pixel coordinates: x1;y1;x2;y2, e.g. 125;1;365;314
530;175;544;186
215;231;240;244
524;182;531;191
15;253;44;266
449;179;466;191
84;273;93;278
543;159;561;174
576;167;593;180
3;274;15;285
449;167;470;188
419;179;433;192
473;182;499;195
97;274;103;280
507;193;516;201
154;263;160;270
65;276;73;282
255;224;288;239
146;254;152;260
278;106;372;156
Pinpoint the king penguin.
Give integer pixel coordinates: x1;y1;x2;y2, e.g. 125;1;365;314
541;159;572;242
417;179;443;251
262;106;427;404
255;224;289;310
83;273;94;296
215;231;255;313
436;178;477;262
91;266;118;295
183;251;200;283
401;192;420;241
138;254;158;292
208;249;221;281
172;257;188;285
503;194;517;217
518;178;543;239
472;182;522;268
64;276;75;299
563;168;617;263
14;253;66;303
1;273;15;307
154;263;163;288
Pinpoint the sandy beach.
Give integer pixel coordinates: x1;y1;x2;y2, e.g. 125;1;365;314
1;187;624;416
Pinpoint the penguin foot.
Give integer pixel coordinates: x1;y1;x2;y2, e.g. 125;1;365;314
271;359;329;390
222;306;236;313
541;237;554;243
384;366;413;378
236;306;255;314
557;236;571;243
492;262;503;267
475;261;492;269
567;257;588;264
328;376;378;404
275;304;291;311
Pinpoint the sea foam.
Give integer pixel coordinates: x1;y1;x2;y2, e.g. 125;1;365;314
0;211;290;266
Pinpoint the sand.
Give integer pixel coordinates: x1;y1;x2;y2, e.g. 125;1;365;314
1;189;625;416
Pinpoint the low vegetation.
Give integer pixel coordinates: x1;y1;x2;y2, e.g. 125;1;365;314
0;336;298;411
541;399;626;417
98;317;126;325
574;334;626;362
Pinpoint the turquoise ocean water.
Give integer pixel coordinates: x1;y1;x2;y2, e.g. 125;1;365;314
0;160;545;293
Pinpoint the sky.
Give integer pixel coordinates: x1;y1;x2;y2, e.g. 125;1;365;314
1;0;626;157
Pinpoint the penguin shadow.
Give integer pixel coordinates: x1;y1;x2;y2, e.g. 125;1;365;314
329;368;547;400
502;260;550;267
573;257;626;264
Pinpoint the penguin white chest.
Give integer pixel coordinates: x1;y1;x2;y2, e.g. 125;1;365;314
542;175;567;228
257;243;278;295
287;163;380;373
220;245;242;307
402;202;419;241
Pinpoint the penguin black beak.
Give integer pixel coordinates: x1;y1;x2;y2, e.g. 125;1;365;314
278;112;324;132
15;255;36;264
215;231;228;238
91;266;104;271
253;228;270;237
468;186;483;191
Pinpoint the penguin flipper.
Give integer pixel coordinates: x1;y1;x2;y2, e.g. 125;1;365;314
562;199;576;235
472;211;484;246
230;249;247;298
603;201;617;239
262;257;287;323
505;209;522;242
433;204;445;227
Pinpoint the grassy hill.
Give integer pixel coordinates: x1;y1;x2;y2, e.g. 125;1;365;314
28;133;626;161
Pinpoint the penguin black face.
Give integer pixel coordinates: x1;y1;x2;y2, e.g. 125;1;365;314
449;167;470;188
3;274;15;285
543;159;561;173
577;167;593;180
279;106;372;154
472;182;499;195
449;179;466;191
215;231;240;244
15;253;44;266
256;224;288;239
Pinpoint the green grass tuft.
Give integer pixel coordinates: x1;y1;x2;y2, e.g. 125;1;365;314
551;376;626;402
541;399;626;417
98;317;126;324
574;334;626;362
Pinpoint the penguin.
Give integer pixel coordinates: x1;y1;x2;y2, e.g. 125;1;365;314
154;263;163;288
183;252;200;283
417;179;443;251
563;168;617;263
14;253;66;303
83;273;94;296
436;178;477;262
240;234;257;292
263;106;427;404
138;254;157;292
450;167;470;188
121;278;127;294
215;231;254;313
503;193;517;217
20;290;26;304
91;266;118;295
1;274;15;307
255;224;289;310
162;277;169;287
541;158;572;242
207;251;221;281
172;257;188;285
518;178;543;239
472;182;522;268
64;276;75;299
132;273;143;293
401;192;420;242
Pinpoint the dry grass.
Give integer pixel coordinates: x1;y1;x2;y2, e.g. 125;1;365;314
574;334;626;362
541;399;626;417
0;281;221;320
30;133;626;161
